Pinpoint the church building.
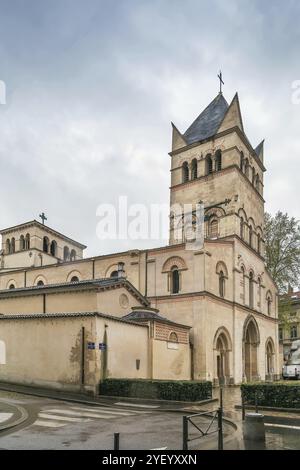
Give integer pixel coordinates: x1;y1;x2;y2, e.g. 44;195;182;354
0;87;279;394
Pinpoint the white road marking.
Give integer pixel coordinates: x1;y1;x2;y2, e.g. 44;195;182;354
115;402;159;409
0;412;13;423
34;420;66;428
69;406;150;416
32;404;154;430
38;413;90;423
265;423;300;430
43;409;130;419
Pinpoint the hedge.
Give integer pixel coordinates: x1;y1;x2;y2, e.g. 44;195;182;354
241;382;300;409
100;379;212;402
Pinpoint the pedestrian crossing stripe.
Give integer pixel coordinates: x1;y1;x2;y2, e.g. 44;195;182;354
32;405;151;429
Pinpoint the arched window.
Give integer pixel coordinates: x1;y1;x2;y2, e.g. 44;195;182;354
249;226;253;248
245;159;250;178
215;150;222;171
240;151;244;171
110;270;118;278
25;233;30;250
291;325;298;339
252;167;255;185
43;237;49;253
191;159;197;180
267;294;272;316
205;155;213;175
6;239;11;254
169;332;178;343
209;218;218;238
11;238;15;253
171;266;180;294
63;246;70;261
182;162;189;183
241;266;245;304
219;270;225;298
240;217;244;239
37;280;44;286
249;271;254;308
70;249;76;261
70;276;79;283
257;233;261;254
255;175;260;192
50;240;57;257
20;235;25;251
9;284;15;289
257;277;262;310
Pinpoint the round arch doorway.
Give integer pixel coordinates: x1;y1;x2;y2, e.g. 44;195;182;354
214;328;232;386
243;316;260;382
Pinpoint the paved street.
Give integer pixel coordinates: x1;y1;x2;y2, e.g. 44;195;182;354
0;390;236;450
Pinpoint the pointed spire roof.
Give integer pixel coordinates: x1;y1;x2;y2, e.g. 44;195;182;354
255;140;264;160
217;93;244;133
183;93;229;145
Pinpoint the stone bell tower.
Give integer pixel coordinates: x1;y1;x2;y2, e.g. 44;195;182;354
168;89;266;256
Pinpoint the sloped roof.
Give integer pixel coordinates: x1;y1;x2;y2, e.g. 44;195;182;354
184;93;229;145
255;140;264;159
122;308;191;328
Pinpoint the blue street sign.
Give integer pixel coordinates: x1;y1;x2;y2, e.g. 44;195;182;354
99;343;107;351
87;342;95;350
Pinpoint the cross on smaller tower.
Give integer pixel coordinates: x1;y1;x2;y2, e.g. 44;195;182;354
39;212;47;225
218;70;224;94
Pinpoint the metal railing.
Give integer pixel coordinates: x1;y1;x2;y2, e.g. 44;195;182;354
182;408;223;450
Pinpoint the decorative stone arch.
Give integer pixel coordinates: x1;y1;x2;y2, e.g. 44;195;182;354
213;327;233;385
162;256;187;273
216;261;228;278
33;275;48;287
66;270;82;283
205;207;226;219
168;331;179;343
0;340;6;365
105;263;119;278
238;208;248;222
6;279;17;289
265;337;275;378
243;315;260;382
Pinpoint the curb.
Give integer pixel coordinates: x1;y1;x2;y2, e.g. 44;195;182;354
0;401;29;432
0;382;218;413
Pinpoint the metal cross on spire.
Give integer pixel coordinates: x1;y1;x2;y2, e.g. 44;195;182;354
218;70;224;94
39;212;47;225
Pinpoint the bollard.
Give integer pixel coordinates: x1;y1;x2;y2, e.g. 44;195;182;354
241;394;245;421
217;408;223;450
219;386;223;412
243;413;265;442
182;416;188;450
114;432;120;450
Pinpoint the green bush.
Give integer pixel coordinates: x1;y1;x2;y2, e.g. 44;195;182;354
241;382;300;409
100;379;212;402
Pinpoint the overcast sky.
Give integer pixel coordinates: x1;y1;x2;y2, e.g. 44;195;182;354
0;0;300;256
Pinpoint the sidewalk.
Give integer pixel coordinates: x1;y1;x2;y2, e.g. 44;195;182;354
0;381;217;412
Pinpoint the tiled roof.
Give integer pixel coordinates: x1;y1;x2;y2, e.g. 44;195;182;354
0;278;150;306
183;93;229;145
0;311;148;327
122;309;191;328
